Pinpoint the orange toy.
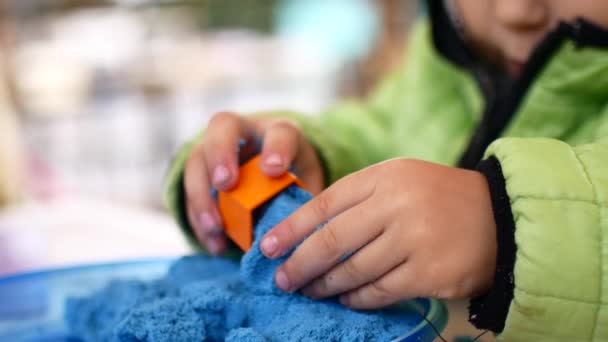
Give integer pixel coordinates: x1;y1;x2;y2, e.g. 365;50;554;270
218;155;305;252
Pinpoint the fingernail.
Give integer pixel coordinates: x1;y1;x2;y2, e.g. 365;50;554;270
207;239;222;255
339;295;350;306
275;270;291;292
264;154;283;167
261;235;278;256
213;165;230;186
199;212;217;233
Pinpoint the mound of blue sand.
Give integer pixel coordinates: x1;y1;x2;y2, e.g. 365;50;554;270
65;186;418;341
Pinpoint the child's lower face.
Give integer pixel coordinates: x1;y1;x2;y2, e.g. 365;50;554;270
451;0;608;76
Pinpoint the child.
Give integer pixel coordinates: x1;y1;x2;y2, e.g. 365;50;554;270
165;1;608;340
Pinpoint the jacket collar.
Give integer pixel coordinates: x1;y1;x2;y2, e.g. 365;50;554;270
425;1;608;167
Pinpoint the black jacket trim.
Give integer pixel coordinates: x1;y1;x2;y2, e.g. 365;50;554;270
470;157;516;333
427;0;471;69
427;1;497;101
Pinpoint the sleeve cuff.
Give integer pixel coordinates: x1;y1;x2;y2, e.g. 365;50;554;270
469;157;516;333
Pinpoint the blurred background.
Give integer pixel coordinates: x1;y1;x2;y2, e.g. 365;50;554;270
0;0;416;273
0;1;496;340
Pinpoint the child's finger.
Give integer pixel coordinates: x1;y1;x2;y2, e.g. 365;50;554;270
260;169;375;259
273;200;384;293
184;143;224;238
185;201;227;253
203;112;251;191
259;120;300;177
301;228;408;299
339;261;417;310
206;235;227;255
186;204;207;246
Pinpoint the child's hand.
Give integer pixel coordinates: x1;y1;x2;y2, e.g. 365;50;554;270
260;159;497;309
184;112;324;255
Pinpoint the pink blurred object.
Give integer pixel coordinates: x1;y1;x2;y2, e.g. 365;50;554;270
26;153;68;202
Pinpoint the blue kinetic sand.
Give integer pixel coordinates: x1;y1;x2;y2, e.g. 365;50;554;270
0;187;447;341
0;259;446;342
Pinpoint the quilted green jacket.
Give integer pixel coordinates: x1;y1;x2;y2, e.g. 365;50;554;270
164;3;608;341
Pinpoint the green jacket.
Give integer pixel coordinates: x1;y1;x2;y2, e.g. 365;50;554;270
164;5;608;341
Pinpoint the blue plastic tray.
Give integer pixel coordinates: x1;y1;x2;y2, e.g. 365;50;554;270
0;259;447;342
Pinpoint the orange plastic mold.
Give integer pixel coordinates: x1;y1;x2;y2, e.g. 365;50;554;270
218;155;305;252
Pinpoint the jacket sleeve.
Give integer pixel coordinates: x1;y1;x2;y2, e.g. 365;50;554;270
161;26;420;253
472;127;608;340
272;74;405;185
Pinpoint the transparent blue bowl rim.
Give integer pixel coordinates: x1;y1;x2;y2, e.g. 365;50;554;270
0;257;448;341
0;257;174;284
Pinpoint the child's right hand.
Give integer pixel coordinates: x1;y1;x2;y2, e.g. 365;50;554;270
184;112;325;255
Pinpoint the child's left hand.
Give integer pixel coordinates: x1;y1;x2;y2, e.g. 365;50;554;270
260;158;498;309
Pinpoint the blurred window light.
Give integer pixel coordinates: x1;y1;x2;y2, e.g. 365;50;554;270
4;0;412;207
276;0;380;62
7;1;351;206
